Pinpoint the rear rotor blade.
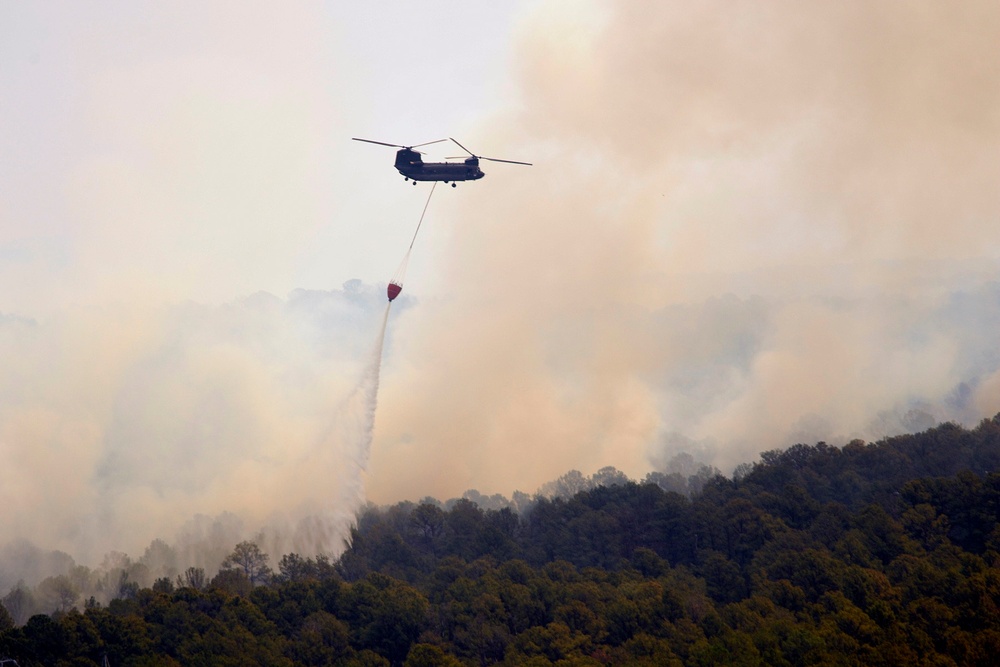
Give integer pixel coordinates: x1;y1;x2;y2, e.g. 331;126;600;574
449;138;531;165
410;139;448;149
449;137;475;157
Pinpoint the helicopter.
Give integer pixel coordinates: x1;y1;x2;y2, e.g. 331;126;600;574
352;137;531;186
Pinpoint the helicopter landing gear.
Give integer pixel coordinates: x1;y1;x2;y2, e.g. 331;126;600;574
451;183;457;188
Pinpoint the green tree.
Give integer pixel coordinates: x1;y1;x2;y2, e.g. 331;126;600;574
341;573;430;664
221;541;273;586
210;568;253;597
0;605;13;633
409;503;446;557
287;610;352;665
506;621;593;664
2;583;34;626
21;614;68;665
56;608;104;664
177;566;207;590
152;577;175;594
36;574;78;613
404;642;463;666
277;553;317;583
614;632;683;666
698;551;746;603
87;605;153;663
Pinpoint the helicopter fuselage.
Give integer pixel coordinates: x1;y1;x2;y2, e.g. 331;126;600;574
394;148;485;182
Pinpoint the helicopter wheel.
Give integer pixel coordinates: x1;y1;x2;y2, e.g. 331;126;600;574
412;181;417;186
451;183;457;188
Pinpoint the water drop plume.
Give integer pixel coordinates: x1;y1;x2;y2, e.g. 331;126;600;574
355;302;392;471
286;302;392;557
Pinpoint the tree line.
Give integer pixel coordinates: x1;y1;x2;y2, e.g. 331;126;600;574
2;416;1000;665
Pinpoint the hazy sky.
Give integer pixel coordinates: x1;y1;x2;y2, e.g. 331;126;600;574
2;1;1000;568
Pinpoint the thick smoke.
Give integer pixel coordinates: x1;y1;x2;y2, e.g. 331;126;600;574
3;0;1000;589
366;0;1000;498
1;2;401;589
0;283;392;590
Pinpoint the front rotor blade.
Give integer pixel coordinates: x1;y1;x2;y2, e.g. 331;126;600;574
410;139;448;149
352;138;406;148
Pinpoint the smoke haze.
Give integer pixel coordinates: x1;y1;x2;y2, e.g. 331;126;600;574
0;285;391;586
367;0;1000;496
2;0;1000;587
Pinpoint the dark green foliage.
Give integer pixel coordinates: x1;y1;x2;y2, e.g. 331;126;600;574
339;572;429;664
2;418;1000;664
0;604;12;633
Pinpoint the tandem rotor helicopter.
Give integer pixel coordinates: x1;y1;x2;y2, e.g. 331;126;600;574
352;137;531;186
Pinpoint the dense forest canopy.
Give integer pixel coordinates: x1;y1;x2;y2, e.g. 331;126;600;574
3;416;1000;665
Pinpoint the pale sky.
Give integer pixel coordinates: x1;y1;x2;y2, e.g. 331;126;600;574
0;1;534;311
2;1;1000;570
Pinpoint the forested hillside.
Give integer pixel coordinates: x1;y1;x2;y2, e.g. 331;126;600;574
3;417;1000;665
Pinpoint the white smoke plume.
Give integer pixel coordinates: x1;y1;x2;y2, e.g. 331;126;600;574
0;283;394;589
3;0;1000;589
366;0;1000;498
